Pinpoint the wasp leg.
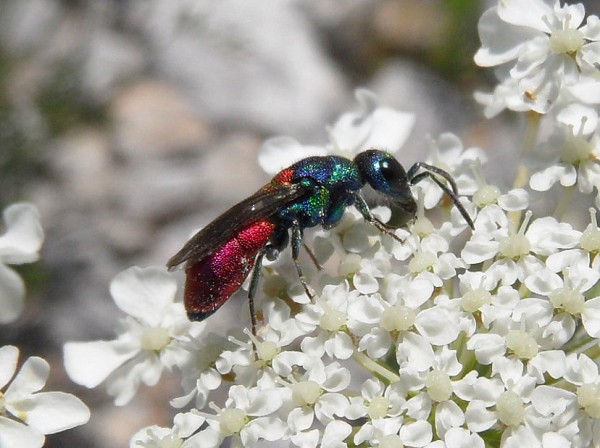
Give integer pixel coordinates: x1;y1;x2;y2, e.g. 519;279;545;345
246;250;266;357
352;193;405;243
292;222;316;300
303;242;322;271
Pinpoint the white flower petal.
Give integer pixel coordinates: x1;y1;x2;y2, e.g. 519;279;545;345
497;0;554;32
582;297;600;337
6;357;49;397
329;89;414;155
498;189;528;211
399;419;432;447
524;267;562;295
465;400;497;432
0;264;25;324
556;104;598;134
110;266;177;324
258;136;326;175
415;306;461;345
530;385;575;416
528;350;566;380
245;388;282;416
530;164;576;191
461;237;498;264
242;417;286;444
288;407;314;432
0;416;44;448
0;345;19;389
443;427;485;448
353;272;379;295
466;334;505;365
474;7;533;67
15;391;90;434
396;333;435;371
63;339;138;388
435;400;465;439
526;217;580;255
320;420;352;447
0;203;44;264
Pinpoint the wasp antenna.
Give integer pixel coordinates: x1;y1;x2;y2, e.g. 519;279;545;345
408;162;460;195
410;171;474;230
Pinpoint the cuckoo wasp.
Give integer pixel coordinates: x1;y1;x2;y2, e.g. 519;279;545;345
167;150;474;338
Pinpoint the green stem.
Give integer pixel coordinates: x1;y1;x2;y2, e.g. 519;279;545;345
353;349;401;383
510;112;541;227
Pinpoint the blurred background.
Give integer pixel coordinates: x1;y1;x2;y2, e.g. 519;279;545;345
1;0;599;446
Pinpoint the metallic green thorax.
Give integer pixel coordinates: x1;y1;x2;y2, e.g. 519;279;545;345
275;156;364;229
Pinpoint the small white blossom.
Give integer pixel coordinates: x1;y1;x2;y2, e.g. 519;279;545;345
130;412;206;448
475;0;600;114
0;345;89;448
196;385;286;448
296;282;359;360
529;123;600;206
64;266;205;405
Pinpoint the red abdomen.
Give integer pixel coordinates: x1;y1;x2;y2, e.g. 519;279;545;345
184;219;276;320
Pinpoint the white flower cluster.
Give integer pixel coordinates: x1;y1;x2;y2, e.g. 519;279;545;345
0;203;89;448
63;1;600;447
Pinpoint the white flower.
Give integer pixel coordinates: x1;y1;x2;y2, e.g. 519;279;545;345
296;282;359;360
63;266;205;405
0;203;44;324
195;385;286;448
475;0;600;114
0;345;89;448
397;336;464;438
526;247;600;341
258;89;415;174
130;412;205;448
419;133;485;209
170;333;227;409
529;123;600;205
345;379;414;446
284;358;351;447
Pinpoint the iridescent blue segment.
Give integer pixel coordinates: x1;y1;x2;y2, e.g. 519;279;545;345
354;150;416;215
276;156;364;228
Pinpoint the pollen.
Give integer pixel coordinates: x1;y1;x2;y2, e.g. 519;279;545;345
461;288;492;313
550;28;584;55
140;327;171;352
319;306;347;332
580;208;600;252
291;380;322;407
506;329;538;359
367;396;390;419
380;305;415;331
496;390;525;427
425;369;453;402
473;184;501;207
257;340;280;362
577;383;600;419
550;287;584;315
498;211;532;259
219;408;247;436
408;250;437;274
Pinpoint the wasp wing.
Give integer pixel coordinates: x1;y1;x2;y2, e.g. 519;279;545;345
167;182;306;269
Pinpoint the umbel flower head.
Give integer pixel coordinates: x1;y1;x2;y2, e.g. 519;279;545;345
65;2;600;447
